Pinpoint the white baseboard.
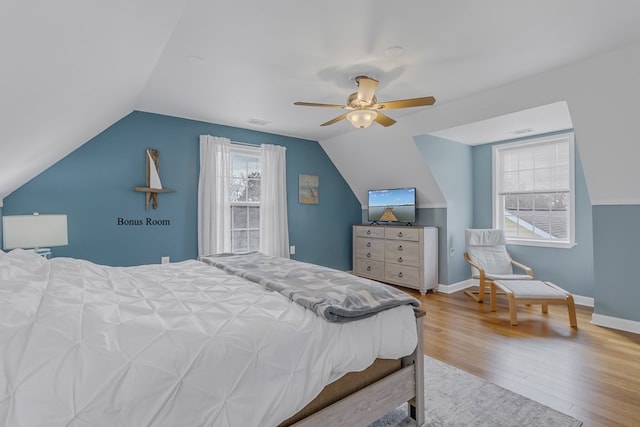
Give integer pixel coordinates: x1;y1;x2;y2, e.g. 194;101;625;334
591;313;640;335
437;279;594;308
572;294;594;308
439;280;640;335
357;273;638;335
436;279;476;294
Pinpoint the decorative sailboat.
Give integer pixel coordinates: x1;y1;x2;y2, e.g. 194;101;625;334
133;149;175;209
148;150;163;190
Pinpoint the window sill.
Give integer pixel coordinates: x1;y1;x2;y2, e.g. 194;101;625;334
506;238;577;249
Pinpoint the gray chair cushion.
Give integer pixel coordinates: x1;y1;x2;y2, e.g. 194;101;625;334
466;229;514;276
485;273;533;281
494;280;568;299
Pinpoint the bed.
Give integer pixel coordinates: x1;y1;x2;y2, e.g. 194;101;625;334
0;249;425;426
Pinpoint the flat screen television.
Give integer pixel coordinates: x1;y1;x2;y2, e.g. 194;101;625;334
367;187;416;224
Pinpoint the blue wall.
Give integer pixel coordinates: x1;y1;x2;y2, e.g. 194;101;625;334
471;132;595;298
593;205;640;320
2;111;361;270
414;135;473;284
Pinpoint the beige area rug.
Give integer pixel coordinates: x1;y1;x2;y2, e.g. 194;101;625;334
370;356;583;427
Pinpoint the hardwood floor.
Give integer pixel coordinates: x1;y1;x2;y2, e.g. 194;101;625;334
407;288;640;427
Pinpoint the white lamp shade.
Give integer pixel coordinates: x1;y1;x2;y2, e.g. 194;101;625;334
346;110;377;128
2;214;68;250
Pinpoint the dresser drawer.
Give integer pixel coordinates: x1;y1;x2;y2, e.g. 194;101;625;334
352;224;438;295
384;263;421;288
384;240;420;267
385;227;420;241
354;226;385;239
355;237;385;251
354;259;384;280
355;238;385;261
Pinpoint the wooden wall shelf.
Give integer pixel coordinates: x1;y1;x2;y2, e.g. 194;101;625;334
133;187;175;210
133;187;175;194
133;149;174;210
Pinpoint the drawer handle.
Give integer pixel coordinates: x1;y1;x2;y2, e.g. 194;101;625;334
398;257;403;263
398;245;403;251
366;253;371;258
367;242;371;247
367;266;371;271
367;230;371;235
397;272;403;278
397;232;403;237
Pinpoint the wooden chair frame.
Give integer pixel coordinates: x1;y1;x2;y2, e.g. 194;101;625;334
463;253;533;303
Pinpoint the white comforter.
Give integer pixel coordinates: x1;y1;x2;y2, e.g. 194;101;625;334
0;250;417;427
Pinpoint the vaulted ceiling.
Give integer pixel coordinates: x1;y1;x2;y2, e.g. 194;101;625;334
3;1;640;205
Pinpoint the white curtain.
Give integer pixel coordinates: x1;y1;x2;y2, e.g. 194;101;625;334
197;135;231;257
260;144;290;258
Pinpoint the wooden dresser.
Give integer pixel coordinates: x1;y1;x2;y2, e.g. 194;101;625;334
352;224;438;294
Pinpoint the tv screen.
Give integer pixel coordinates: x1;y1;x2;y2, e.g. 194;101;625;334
368;187;416;223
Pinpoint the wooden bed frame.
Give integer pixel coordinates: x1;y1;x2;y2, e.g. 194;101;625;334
279;308;426;427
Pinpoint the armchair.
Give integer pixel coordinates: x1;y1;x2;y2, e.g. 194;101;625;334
463;229;533;303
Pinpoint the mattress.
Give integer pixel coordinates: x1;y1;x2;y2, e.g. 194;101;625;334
0;249;418;426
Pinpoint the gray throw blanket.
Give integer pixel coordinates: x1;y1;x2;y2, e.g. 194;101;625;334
201;252;420;323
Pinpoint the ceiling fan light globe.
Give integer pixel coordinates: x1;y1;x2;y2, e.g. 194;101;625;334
347;110;377;128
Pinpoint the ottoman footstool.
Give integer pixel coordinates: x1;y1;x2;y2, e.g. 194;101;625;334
490;280;577;327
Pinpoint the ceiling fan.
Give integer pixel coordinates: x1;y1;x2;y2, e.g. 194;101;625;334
294;75;435;129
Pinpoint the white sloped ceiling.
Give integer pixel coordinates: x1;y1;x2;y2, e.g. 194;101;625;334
3;1;640;207
0;0;189;203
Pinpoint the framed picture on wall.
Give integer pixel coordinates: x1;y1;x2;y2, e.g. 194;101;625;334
299;174;319;204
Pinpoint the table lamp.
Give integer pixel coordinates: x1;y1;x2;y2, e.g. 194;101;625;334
2;213;68;258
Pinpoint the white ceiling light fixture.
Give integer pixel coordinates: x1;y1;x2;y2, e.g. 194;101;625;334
346;110;378;128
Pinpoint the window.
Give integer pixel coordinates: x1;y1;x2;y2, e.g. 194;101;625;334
493;132;575;248
229;147;261;253
198;135;288;258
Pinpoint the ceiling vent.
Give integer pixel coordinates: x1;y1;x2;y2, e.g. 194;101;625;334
511;128;534;135
247;118;270;126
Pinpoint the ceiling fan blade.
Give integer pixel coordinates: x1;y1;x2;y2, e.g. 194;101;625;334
320;113;349;126
374;112;396;127
375;96;436;110
294;101;346;109
356;77;378;104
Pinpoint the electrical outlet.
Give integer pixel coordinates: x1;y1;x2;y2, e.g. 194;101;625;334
289;245;296;255
161;256;170;264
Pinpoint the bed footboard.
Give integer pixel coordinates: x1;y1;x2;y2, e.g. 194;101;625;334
283;308;426;427
405;308;425;425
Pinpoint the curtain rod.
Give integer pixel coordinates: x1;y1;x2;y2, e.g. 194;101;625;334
230;141;258;147
230;141;286;150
